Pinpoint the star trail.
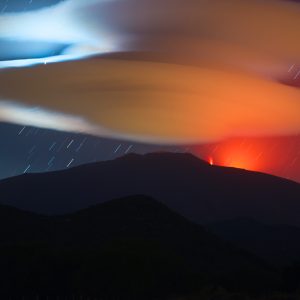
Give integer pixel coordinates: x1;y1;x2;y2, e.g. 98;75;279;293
0;122;178;180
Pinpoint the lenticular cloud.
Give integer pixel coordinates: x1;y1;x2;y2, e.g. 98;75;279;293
0;0;300;144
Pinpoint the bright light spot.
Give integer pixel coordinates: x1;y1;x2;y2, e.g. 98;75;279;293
0;2;89;44
0;100;123;140
0;53;96;68
0;0;117;69
0;101;95;133
209;156;214;166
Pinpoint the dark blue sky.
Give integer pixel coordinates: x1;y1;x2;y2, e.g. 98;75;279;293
0;121;179;179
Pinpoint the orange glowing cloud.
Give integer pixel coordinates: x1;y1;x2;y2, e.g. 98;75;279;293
0;58;300;144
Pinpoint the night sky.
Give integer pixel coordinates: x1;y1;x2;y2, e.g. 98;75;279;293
0;0;300;183
0;122;181;179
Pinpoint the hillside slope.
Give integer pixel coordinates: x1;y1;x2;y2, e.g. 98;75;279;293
0;152;299;226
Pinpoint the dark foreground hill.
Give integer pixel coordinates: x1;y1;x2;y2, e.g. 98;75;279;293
0;195;279;299
0;152;300;227
206;218;300;266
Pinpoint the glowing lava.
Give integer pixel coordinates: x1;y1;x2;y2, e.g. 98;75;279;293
193;136;300;183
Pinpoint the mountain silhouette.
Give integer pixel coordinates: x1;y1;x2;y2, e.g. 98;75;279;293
0;152;300;227
0;195;265;272
0;195;277;298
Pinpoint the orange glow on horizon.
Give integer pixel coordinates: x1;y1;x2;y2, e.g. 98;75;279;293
200;139;266;172
216;140;262;171
220;152;259;171
192;136;300;183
